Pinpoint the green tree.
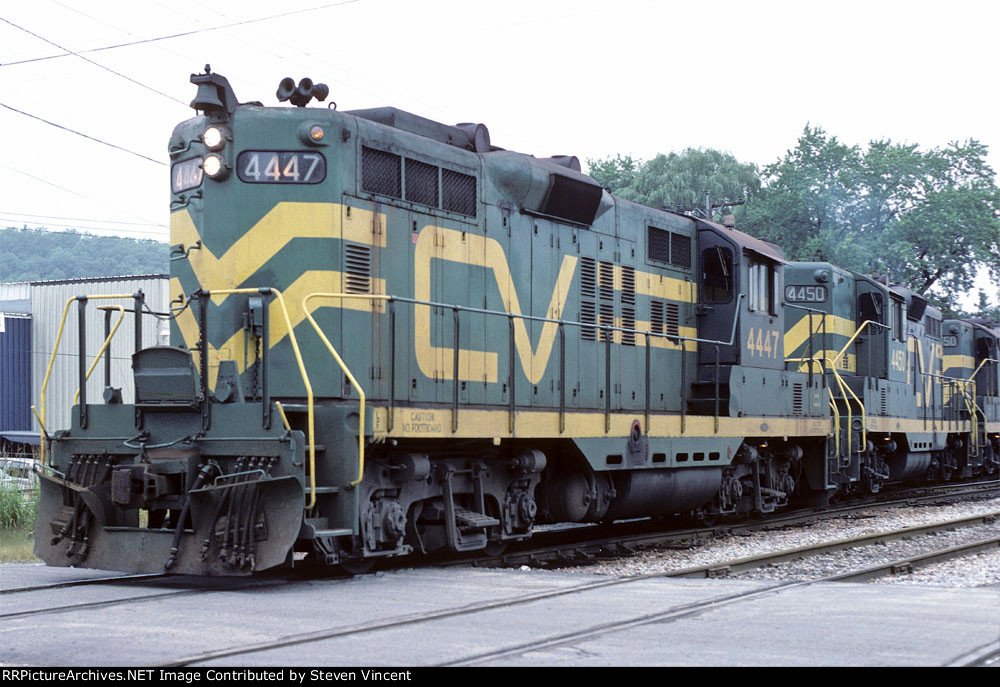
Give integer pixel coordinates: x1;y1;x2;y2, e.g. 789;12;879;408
588;148;760;222
0;227;169;282
740;126;1000;307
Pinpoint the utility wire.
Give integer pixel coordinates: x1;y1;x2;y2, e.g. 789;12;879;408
0;102;166;165
0;162;165;228
0;221;167;238
0;1;361;67
0;17;187;106
0;211;165;227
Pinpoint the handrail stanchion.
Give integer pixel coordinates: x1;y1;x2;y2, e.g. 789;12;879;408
73;305;126;405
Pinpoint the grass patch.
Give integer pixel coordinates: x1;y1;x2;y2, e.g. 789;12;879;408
0;484;38;529
0;484;40;562
0;526;37;562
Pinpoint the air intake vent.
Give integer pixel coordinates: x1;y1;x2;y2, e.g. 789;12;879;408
622;307;635;346
651;300;665;335
361;146;401;198
598;261;614;302
664;302;680;339
793;383;804;416
671;233;692;268
648;227;669;264
621;265;636;346
580;257;596;341
599;302;614;343
442;169;476;217
650;301;680;340
405;158;439;207
343;243;372;294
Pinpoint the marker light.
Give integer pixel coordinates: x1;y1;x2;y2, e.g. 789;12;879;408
203;154;223;177
203;126;224;149
310;126;325;141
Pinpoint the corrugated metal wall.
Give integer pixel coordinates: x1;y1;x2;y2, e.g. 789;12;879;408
0;281;31;314
1;313;32;431
30;275;170;433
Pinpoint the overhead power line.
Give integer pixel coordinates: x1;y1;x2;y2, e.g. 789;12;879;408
0;102;166;165
0;162;165;228
0;218;167;238
0;1;361;67
0;17;187;105
0;211;165;227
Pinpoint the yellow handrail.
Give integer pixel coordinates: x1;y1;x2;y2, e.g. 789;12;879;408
785;354;865;457
201;288;317;509
34;294;134;465
73;305;126;404
274;401;292;431
964;358;999;457
302;292;391;490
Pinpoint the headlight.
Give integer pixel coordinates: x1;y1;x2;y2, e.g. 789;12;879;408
203;154;224;177
203;126;225;149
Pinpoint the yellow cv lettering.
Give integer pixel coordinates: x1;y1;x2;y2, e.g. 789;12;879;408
413;226;577;385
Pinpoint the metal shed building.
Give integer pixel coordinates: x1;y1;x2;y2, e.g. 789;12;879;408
28;275;170;435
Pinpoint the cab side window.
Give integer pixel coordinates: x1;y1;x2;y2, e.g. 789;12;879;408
747;259;775;314
702;246;733;304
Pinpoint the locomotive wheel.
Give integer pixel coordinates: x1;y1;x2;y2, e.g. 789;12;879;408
337;556;376;575
483;539;509;557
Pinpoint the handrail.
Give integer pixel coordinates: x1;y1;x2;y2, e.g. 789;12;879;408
303;293;392;491
33;293;135;465
199;287;317;509
836;319;890;361
274;401;292;431
298;290;743;499
72;305;126;404
786;354;864;457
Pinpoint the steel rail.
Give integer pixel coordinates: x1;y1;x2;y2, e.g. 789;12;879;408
827;535;1000;583
0;573;168;596
443;525;1000;666
147;486;997;667
437;479;1000;570
666;511;999;579
0;575;294;620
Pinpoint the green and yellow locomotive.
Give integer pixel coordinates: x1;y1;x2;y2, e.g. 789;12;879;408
32;71;999;575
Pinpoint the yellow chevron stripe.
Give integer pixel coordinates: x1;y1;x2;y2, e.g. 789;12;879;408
170;202;385;304
784;313;856;357
171;272;386;384
943;354;976;372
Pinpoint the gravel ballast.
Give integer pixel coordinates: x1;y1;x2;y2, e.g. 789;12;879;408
556;495;1000;587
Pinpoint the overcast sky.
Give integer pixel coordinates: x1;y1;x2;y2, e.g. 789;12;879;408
1;0;997;302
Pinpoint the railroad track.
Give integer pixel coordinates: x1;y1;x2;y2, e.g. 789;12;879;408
154;509;998;666
0;572;168;596
435;478;1000;570
0;572;305;620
